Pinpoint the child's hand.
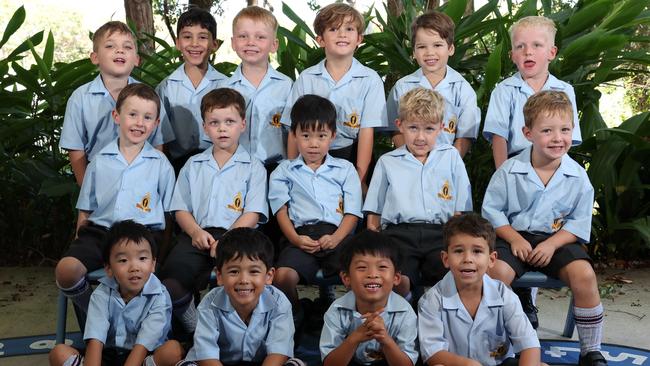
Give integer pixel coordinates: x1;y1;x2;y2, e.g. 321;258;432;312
209;240;220;258
318;234;341;250
365;313;389;345
296;235;320;254
190;228;216;251
510;238;533;262
527;240;555;267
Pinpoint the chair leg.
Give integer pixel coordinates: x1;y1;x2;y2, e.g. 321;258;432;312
562;296;575;338
55;291;67;344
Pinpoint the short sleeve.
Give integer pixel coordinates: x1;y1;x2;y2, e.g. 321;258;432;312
360;72;387;128
342;164;363;218
186;291;222;361
452;153;473;212
385;85;400;128
454;82;481;140
560;173;594;243
158;157;176;213
60;89;87;151
319;307;349;361
77;160;98;212
244;159;269;224
268;163;291;215
481;167;511;229
363;156;388;215
264;289;295;357
417;288;449;363
135;291;172;350
169;161;193;213
280;77;306;127
483;83;512;142
502;287;540;353
83;285;111;344
394;308;419;365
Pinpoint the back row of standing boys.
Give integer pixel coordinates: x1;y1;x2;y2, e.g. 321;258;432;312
51;3;605;366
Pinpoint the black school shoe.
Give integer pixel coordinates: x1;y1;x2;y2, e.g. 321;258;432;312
579;351;608;366
514;287;539;329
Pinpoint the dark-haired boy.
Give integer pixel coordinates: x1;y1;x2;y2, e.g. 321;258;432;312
418;214;541;366
320;230;418;366
55;83;175;321
270;94;362;321
158;88;267;333
157;8;228;172
50;220;183;366
180;228;302;366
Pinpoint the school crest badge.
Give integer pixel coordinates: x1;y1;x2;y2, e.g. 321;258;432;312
343;112;360;128
269;113;282;128
227;192;244;212
551;217;564;232
336;195;344;215
136;193;152;213
490;342;508;358
437;181;453;201
444;115;458;133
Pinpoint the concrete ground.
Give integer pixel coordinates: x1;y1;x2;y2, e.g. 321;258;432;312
1;266;648;365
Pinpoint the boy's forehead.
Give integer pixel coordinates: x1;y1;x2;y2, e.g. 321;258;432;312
98;30;135;45
205;105;243;118
448;233;489;247
533;110;574;126
111;239;152;255
180;23;213;34
234;17;275;32
120;96;157;110
221;255;267;269
351;252;392;263
512;25;553;42
415;28;445;42
401;118;440;126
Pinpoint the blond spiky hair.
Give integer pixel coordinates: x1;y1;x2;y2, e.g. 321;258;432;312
510;16;556;47
398;87;445;124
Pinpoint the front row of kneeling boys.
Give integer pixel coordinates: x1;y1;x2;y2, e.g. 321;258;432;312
51;81;604;365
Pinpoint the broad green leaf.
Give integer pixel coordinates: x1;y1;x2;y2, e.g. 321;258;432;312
39;178;78;198
43;31;54;71
442;0;469;26
28;39;52;88
562;0;613;38
477;41;503;103
514;0;538;19
5;31;43;61
11;62;39;91
0;6;26;49
600;0;650;31
282;2;315;40
615;217;650;245
278;27;312;51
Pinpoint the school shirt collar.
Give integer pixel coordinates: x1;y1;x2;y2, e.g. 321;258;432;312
99;273;164;297
226;64;286;87
289;154;344;170
333;291;411;314
192;144;252;169
509;146;581;178
211;285;274;314
168;63;226;83
404;66;465;88
98;139;160;160
439;271;504;310
308;58;371;81
88;74;138;95
503;72;568;92
386;144;454;165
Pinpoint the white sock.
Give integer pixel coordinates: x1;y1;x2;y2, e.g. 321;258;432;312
574;303;604;354
144;354;157;366
62;354;82;366
180;302;197;333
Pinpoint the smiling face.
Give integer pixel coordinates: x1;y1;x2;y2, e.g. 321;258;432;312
397;118;441;163
106;239;156;302
176;24;218;68
294;124;335;170
442;233;496;290
91;31;139;78
317;17;363;59
203;105;246;154
413;28;454;81
113;95;159;147
217;255;274;321
341;253;400;311
510;25;557;82
524;111;573;166
231;17;278;67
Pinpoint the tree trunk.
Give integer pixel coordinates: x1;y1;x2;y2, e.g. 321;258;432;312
189;0;213;10
465;0;474;16
124;0;154;54
247;0;258;5
427;0;441;9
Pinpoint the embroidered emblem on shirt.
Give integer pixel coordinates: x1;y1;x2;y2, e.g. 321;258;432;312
336;195;344;215
227;192;244;212
364;347;385;361
343;112;360;129
136;193;152;213
490;343;508;358
437;181;453;201
552;217;565;232
444;115;458;133
270;113;282;128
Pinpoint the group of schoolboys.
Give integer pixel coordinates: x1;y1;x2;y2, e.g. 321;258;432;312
48;2;606;366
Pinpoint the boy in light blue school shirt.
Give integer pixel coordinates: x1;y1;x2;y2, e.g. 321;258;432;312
225;6;293;166
386;11;480;158
157;8;227;171
183;228;300;366
49;221;183;366
60;21;165;186
418;214;540;366
483;16;581;169
320;230;418;366
281;3;386;188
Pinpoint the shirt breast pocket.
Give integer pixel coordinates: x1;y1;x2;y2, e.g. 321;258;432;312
129;182;160;220
440;101;459;145
551;202;572;232
255;100;285;132
222;176;249;219
336;96;363;140
484;330;510;364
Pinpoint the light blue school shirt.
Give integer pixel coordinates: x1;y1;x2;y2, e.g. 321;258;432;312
280;58;387;150
185;285;294;363
320;291;419;365
363;144;472;228
418;272;539;366
385;66;480;145
156;63;227;159
60;75;165;162
222;64;292;164
84;274;172;351
483;72;582;156
77;139;175;230
170;145;268;228
481;146;594;243
268;154;362;227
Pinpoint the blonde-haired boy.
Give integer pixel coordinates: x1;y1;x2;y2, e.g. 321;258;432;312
281;3;386;190
483;15;581;169
364;87;472;300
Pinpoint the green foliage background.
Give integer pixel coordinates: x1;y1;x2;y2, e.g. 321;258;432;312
0;0;649;265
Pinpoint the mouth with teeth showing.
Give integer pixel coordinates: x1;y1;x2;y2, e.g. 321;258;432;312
128;275;142;283
130;128;145;136
235;288;254;296
459;269;476;277
364;283;382;292
114;58;126;64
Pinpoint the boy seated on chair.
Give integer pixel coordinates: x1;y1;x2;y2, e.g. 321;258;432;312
54;84;175;324
418;213;541;366
269;94;363;326
49;220;183;366
482;91;606;366
179;228;304;366
320;230;418;366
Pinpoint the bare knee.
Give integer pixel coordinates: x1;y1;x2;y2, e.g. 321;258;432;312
154;340;184;366
49;344;78;366
488;260;515;285
561;260;599;301
55;257;87;288
395;276;410;296
273;267;299;288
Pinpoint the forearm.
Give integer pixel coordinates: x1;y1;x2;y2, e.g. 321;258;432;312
276;206;300;246
518;347;542;366
261;353;289;366
76;210;90;234
332;214;358;242
175;210;202;236
491;135;508;169
287;133;298;159
323;336;361;366
84;339;104;366
124;344;148;366
355;128;374;183
68;150;87;186
453;138;472;158
543;229;579;250
496;225;526;244
366;213;381;231
230;212;260;229
381;338;413;366
198;360;223;366
427;350;478;366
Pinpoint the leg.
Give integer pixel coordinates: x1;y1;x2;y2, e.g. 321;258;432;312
487;259;516;285
153;340;184;366
273;267;301;310
49;344;80;366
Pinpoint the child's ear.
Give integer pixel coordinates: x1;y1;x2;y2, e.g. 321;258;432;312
104;263;113;278
488;250;497;268
242;118;247;131
448;43;455;56
393;271;402;287
523;126;533;142
216;269;224;286
316;35;325;48
271;38;279;53
112;109;120;125
440;250;450;269
340;270;351;289
90;51;99;66
265;267;275;285
395;119;402;129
